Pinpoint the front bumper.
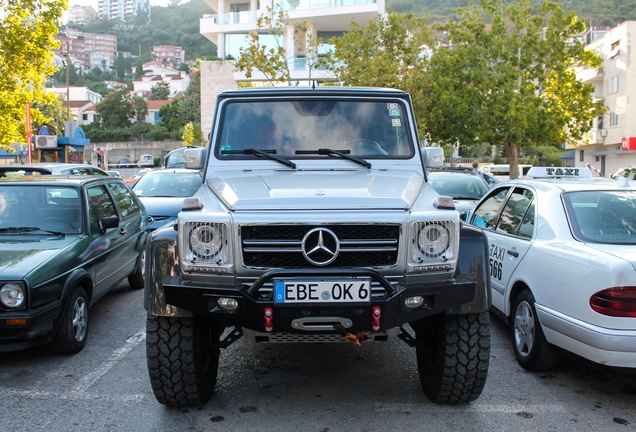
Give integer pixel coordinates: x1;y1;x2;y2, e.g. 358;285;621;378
158;269;481;334
0;301;62;352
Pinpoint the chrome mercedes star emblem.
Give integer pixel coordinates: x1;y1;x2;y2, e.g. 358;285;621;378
301;228;340;266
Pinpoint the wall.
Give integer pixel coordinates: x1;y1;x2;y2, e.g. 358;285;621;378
87;140;183;165
200;60;237;140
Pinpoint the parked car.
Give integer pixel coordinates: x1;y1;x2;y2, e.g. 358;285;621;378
107;170;123;178
0;176;150;353
132;168;203;230
111;158;135;168
125;167;154;185
610;166;636;180
0;163;109;177
479;164;533;181
427;169;490;220
467;166;636;371
137;154;155;168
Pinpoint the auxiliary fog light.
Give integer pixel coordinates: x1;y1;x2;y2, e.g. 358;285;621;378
0;284;25;308
405;296;425;310
217;297;239;312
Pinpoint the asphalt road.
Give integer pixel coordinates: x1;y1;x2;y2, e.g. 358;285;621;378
1;281;635;432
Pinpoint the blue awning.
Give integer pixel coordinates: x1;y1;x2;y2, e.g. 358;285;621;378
560;151;575;160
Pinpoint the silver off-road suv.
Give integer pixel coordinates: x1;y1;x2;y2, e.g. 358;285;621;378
144;86;491;407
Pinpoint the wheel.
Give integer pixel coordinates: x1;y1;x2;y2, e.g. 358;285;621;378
346;139;388;155
414;311;490;404
52;286;89;354
42;217;75;231
146;315;223;407
511;289;560;371
127;249;145;290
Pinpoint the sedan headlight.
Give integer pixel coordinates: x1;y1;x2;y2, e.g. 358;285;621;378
0;283;25;308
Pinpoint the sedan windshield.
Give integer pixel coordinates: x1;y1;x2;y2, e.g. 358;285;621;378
564;190;636;244
133;171;203;198
0;185;82;233
428;173;490;200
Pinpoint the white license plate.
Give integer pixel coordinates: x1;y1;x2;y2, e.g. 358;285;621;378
274;279;371;304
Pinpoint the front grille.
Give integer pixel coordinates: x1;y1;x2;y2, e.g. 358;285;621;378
241;224;400;268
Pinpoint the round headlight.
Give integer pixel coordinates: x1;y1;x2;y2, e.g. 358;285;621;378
0;283;25;308
189;224;224;260
418;224;450;257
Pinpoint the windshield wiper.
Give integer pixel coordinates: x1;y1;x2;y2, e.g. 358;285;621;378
0;226;66;236
223;149;296;169
295;148;371;169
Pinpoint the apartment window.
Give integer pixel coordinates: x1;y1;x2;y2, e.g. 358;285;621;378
579;149;584;162
609;75;619;94
611;40;620;50
597;116;603;130
609;111;619;127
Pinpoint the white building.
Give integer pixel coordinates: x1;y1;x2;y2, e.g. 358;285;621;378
131;61;191;99
574;21;636;177
99;0;150;21
198;0;386;138
68;5;99;24
45;86;103;125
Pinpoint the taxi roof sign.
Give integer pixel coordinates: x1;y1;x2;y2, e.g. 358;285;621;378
525;167;593;178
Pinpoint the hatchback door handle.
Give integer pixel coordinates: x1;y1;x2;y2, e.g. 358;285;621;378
119;227;127;235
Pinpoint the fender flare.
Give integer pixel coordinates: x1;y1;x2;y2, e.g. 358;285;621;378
144;224;192;318
447;223;491;314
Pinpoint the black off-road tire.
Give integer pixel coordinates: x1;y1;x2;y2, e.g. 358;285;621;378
415;311;491;404
146;315;223;407
511;289;560;371
52;286;89;354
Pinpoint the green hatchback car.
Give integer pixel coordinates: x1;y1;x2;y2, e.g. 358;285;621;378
0;176;150;353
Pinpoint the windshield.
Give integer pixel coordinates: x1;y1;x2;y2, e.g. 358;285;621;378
0;185;82;234
564;190;636;244
428;173;490;200
215;99;415;160
133;171;203;197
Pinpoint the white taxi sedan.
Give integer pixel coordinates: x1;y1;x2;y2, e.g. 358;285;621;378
468;167;636;371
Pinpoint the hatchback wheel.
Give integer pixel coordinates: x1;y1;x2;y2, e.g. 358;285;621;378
52;286;89;354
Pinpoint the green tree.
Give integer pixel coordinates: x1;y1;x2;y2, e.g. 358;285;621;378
149;80;171;100
421;0;605;178
0;0;67;148
132;96;148;123
235;4;324;85
182;121;204;147
134;59;145;79
95;87;135;128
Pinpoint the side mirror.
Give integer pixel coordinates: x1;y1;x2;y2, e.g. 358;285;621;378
184;148;207;170
101;215;120;233
421;146;445;168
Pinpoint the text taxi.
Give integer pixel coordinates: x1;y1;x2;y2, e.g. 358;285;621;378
468;167;636;371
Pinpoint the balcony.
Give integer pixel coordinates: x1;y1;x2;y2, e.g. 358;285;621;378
201;0;379;35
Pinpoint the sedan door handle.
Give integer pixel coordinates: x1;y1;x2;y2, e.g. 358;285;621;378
507;249;519;258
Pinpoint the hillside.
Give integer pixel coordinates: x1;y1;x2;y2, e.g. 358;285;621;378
69;0;635;61
387;0;636;27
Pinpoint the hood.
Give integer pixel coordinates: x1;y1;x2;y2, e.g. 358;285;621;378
207;169;424;211
140;197;187;217
140;197;187;230
585;243;636;272
0;236;77;278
